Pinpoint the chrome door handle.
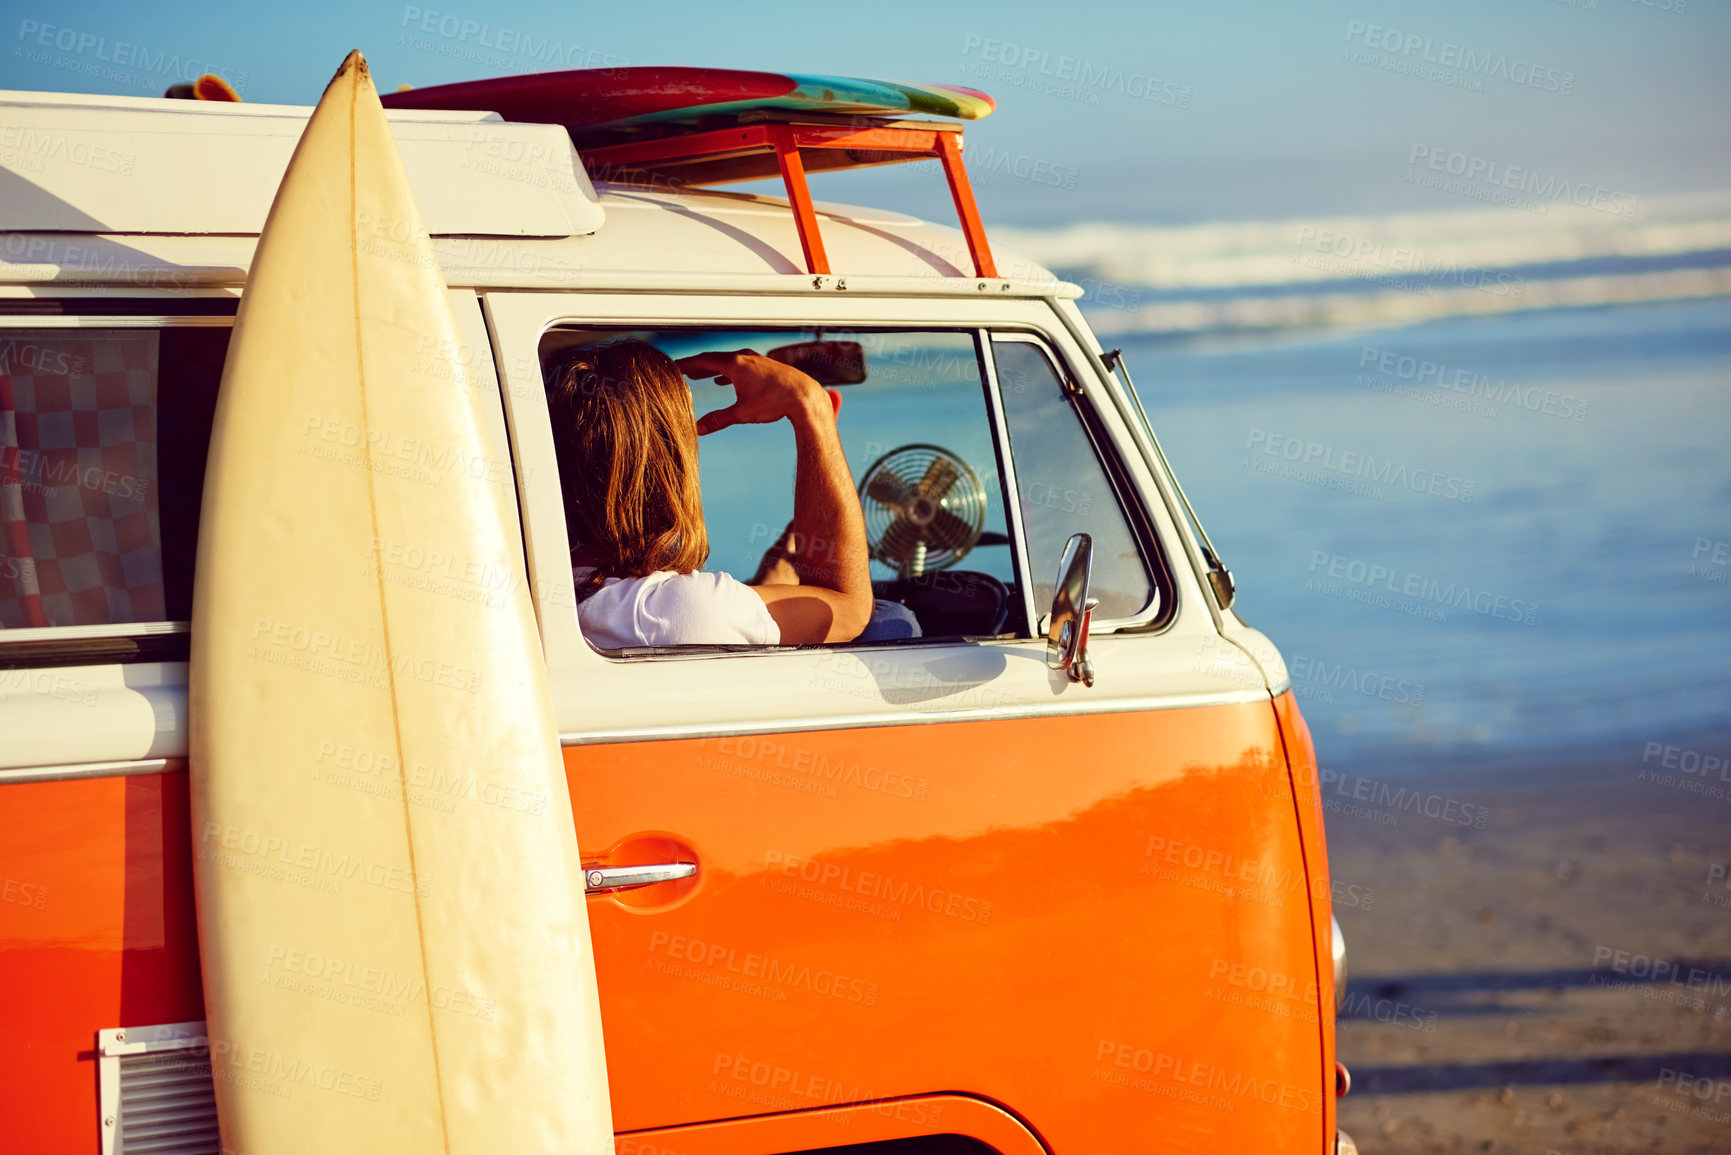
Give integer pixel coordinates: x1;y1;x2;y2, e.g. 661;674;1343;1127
584;862;696;893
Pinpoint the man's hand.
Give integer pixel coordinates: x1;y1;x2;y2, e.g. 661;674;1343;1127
677;350;840;435
678;350;870;644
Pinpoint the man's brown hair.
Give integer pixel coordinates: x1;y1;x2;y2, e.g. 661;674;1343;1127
544;338;708;587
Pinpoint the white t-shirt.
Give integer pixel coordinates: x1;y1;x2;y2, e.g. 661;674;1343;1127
573;567;780;649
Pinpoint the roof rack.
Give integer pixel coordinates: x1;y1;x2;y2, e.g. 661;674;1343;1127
581;115;998;279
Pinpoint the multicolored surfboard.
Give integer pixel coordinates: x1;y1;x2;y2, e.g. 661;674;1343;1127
382;66;994;148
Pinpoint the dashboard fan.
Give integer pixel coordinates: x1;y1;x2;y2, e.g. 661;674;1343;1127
859;444;987;577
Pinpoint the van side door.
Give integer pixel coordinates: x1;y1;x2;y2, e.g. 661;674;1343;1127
484;291;1326;1153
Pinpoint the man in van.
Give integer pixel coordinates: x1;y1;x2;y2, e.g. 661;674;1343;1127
545;339;874;648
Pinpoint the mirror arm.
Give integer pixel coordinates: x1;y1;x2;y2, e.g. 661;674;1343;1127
1071;596;1099;687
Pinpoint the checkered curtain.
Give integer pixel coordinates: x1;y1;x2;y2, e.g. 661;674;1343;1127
0;333;165;628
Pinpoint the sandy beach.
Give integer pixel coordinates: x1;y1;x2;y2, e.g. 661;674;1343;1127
1329;732;1731;1154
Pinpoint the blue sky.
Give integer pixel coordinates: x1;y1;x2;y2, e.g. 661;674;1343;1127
5;0;1728;224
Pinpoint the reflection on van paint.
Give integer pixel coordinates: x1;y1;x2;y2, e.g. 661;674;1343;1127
0;874;50;911
708;1049;946;1126
1206;957;1321;1014
695;735;929;803
647;929;881;1006
807;649;1036;712
761;848;995;924
570;705;1328;1149
1092;1037;1324;1115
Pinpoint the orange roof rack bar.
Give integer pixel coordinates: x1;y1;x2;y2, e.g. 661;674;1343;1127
583;120;999;279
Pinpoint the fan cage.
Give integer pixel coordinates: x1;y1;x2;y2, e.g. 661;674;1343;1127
858;444;988;577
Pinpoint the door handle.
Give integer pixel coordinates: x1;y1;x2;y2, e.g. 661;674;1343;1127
584;862;696;894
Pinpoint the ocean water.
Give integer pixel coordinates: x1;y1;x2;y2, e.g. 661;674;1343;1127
1123;297;1731;767
682;296;1731;770
680;189;1731;770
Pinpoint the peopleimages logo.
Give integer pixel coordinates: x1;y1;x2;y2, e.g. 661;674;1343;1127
1407;144;1639;220
966;145;1080;191
1245;428;1475;503
1691;538;1730;587
1307;551;1540;626
15;20;250;94
959;35;1192;108
1342;21;1575;95
1289;654;1425;707
1637;742;1731;803
762;849;992;924
1359;346;1590;422
1592;945;1731;998
398;7;628;72
0;235;194;291
0;126;136;176
1292;226;1525;297
1091;1040;1323;1115
1319;769;1489;829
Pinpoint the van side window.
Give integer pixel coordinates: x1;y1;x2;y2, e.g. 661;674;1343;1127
992;336;1154;621
0;328;226;630
538;328;1026;648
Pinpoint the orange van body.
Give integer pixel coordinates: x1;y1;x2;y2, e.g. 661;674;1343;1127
0;692;1334;1152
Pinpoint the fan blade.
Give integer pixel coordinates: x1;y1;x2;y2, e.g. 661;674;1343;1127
923;508;977;553
865;471;913;509
915;457;961;503
876;513;925;562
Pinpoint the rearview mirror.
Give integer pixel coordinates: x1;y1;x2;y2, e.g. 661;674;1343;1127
766;340;867;385
1045;533;1098;687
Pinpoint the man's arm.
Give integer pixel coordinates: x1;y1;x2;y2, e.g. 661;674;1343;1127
678;351;873;644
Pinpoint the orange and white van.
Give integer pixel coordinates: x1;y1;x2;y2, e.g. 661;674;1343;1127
0;80;1349;1154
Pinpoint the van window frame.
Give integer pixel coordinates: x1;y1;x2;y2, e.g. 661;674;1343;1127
507;306;1184;668
983;328;1176;636
0;304;236;668
536;323;1032;658
484;290;1226;747
0;302;1181;668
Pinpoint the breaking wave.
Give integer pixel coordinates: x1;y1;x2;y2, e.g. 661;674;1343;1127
996;191;1731;335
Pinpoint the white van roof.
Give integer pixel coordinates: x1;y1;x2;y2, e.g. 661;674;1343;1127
0;89;1070;297
0;88;602;237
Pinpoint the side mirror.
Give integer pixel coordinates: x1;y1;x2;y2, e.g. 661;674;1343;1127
1045;533;1099;687
1208;568;1236;612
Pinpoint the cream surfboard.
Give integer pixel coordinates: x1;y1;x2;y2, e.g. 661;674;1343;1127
188;51;611;1153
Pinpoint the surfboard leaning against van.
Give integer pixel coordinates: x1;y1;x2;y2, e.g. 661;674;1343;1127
0;59;1352;1155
